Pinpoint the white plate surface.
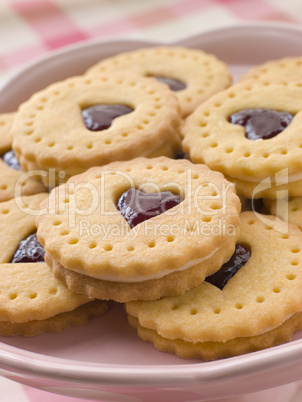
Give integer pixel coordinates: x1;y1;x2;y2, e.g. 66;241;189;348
1;23;302;402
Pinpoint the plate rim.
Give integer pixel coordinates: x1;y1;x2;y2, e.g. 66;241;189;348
1;21;302;389
1;336;302;386
2;20;302;94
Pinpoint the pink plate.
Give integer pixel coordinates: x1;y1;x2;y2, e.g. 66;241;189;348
1;23;302;402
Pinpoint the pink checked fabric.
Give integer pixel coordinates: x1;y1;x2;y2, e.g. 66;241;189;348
0;0;299;83
0;0;302;401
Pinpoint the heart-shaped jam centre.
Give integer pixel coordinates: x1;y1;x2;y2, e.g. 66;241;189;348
117;188;182;229
153;76;187;91
11;233;45;263
206;243;251;290
82;104;133;131
228;108;293;140
1;150;21;170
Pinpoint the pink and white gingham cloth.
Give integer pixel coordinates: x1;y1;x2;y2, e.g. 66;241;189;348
1;0;302;401
0;0;300;83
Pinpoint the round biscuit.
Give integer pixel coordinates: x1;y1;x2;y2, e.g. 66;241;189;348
86;46;231;117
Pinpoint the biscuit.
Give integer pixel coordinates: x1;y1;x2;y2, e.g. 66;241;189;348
86;46;231;117
45;234;236;303
264;196;302;231
224;174;299;200
0;194;108;336
36;157;241;302
239;57;302;82
0;299;106;337
128;311;302;361
0;113;14;150
181;79;302;199
11;72;182;186
126;211;302;360
0;112;46;201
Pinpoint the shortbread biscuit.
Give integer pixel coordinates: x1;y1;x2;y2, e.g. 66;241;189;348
0;194;108;336
0;112;45;201
36;157;241;302
265;196;302;231
126;211;302;360
45;232;236;302
0;113;14;150
239;57;302;82
11;73;181;186
181;79;302;199
86;46;232;117
128;311;302;361
0;298;106;337
224;174;298;200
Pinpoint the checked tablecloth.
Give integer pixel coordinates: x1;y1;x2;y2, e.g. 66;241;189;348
1;0;302;401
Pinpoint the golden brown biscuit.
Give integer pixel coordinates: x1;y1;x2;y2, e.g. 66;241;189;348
128;311;302;361
181;79;302;199
0;112;46;201
264;196;302;231
86;46;232;117
239;57;302;82
11;73;182;186
36;157;241;302
45;233;236;303
126;211;302;360
0;194;108;336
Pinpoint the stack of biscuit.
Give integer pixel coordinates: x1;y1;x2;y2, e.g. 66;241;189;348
0;193;108;337
1;47;302;361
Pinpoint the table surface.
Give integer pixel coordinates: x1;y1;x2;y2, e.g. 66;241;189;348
1;0;302;401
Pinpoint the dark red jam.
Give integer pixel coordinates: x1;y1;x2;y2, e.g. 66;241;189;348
82;104;133;131
11;233;45;263
206;243;251;290
153;76;187;91
117;188;182;228
174;152;187;160
228;108;293;140
1;150;21;170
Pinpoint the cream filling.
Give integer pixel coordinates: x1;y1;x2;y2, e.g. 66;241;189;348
70;245;222;283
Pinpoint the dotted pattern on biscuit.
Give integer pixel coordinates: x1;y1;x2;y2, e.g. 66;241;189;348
0;300;108;337
0;113;15;152
36;157;240;281
0;112;46;201
0;194;107;325
265;196;302;230
181;79;302;183
11;72;181;181
86;46;232;117
46;233;236;303
239;57;302;82
126;211;302;344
